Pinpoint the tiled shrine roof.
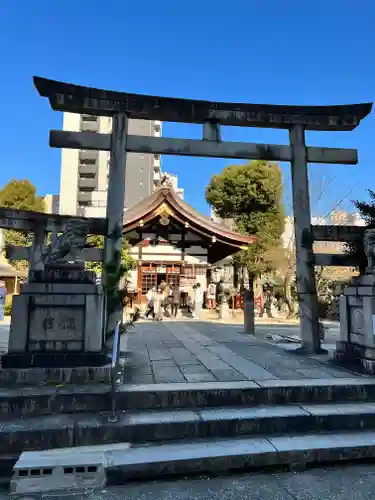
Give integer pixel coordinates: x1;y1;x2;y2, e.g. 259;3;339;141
123;187;255;263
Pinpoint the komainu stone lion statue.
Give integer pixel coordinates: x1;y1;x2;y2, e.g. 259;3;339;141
364;229;375;273
43;219;90;265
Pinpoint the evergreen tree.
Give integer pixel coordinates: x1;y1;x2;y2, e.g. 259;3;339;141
345;189;375;272
206;160;285;332
0;180;45;270
86;234;135;277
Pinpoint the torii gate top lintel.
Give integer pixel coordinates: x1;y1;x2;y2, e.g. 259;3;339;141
33;76;372;131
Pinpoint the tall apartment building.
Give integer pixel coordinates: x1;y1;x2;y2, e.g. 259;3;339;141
59;113;162;217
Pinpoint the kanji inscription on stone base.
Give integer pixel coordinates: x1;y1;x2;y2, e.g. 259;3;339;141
28;307;84;350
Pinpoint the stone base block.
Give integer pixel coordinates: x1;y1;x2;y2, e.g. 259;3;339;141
0;361;112;387
1;351;110;369
219;303;230;320
331;341;375;375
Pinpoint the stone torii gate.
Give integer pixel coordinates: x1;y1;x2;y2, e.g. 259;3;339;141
33;76;372;353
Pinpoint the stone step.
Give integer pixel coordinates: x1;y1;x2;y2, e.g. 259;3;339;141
11;430;375;491
4;400;375;483
120;378;375;410
1;378;375;421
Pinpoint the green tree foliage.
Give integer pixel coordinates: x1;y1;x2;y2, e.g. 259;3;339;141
206;160;285;279
0;180;45;270
345;189;375;272
87;234;137;339
86;234;136;277
206;161;285;332
0;180;45;212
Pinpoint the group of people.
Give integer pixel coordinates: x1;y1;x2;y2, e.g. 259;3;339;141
145;280;209;321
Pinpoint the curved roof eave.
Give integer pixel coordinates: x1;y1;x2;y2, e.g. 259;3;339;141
123;187;255;246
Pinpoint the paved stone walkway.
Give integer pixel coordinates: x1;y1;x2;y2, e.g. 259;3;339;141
124;320;366;384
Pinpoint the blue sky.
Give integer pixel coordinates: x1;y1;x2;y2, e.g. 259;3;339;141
0;0;374;217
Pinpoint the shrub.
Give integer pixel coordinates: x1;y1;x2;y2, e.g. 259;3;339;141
4;295;12;316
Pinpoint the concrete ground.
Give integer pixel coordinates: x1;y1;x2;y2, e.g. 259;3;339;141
0;316;351;384
123;319;360;384
94;463;375;499
93;464;375;499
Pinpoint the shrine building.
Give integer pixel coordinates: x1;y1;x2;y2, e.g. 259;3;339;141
123;187;255;304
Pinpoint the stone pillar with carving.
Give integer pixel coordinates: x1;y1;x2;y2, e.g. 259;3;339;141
332;229;375;373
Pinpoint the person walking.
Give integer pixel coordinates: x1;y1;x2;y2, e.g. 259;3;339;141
154;288;164;321
163;282;171;316
193;282;203;319
145;286;156;319
0;281;7;322
187;285;195;315
260;289;273;318
170;284;180;318
206;282;216;309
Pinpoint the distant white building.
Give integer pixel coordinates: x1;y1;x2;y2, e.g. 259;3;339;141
43;194;60;214
351;212;366;226
283;211;367;253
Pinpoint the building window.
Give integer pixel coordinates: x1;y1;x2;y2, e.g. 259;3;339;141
141;270;157;295
196;267;206;276
81;114;98;122
78;201;90;207
79;173;96;179
167;272;180;288
91;200;107;208
79;159;97;166
181;266;196;279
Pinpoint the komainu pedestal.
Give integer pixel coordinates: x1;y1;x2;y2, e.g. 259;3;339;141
0;263;110;385
331;229;375;374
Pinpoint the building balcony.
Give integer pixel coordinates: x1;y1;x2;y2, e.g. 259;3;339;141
153;154;161;169
80;120;99;132
153;170;161;182
154;121;162;136
79;164;97;176
77;206;88;217
79;150;98;163
81;114;98;122
78;178;97;190
77;191;92;204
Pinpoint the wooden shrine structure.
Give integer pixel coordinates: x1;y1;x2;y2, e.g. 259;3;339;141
0;192;255;288
123;187;255;262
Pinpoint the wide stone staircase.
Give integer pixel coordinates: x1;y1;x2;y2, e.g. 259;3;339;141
5;377;375;495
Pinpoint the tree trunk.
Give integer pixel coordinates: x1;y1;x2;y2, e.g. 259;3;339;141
284;275;295;318
244;274;255;334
